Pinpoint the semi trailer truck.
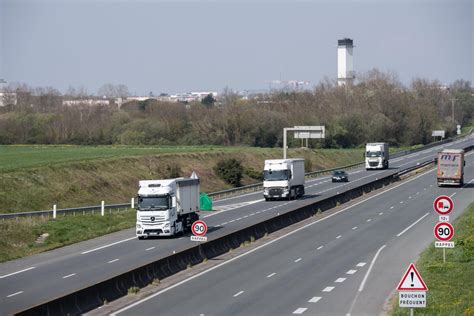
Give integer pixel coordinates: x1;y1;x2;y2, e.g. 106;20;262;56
136;177;200;239
263;158;305;200
437;149;465;186
365;143;389;170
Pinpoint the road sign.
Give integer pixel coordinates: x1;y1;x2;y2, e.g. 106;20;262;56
190;235;208;242
397;263;428;291
433;196;453;215
434;222;454;241
191;220;208;237
435;241;455;248
399;291;427;308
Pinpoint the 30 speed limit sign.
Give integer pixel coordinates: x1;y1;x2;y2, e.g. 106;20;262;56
434;222;454;241
191;220;208;237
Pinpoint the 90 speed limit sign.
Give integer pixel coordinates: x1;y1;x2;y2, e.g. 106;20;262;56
191;220;208;237
434;222;454;241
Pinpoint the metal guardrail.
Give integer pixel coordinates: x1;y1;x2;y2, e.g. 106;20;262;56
2;133;471;220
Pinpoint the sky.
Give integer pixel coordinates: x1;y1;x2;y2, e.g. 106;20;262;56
1;0;473;95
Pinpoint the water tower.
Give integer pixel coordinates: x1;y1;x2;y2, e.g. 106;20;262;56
337;38;354;86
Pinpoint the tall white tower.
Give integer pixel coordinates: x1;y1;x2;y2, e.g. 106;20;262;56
337;38;354;86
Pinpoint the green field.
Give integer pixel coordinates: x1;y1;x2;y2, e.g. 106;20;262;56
391;203;474;315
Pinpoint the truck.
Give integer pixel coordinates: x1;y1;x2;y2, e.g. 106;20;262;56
437;149;465;186
263;158;305;201
365;143;389;170
136;177;200;239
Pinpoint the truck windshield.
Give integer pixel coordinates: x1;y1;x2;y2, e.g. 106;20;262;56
264;170;289;181
366;151;382;157
138;196;169;210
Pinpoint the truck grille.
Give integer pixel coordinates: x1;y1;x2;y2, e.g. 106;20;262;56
140;215;166;223
369;161;379;167
269;188;283;196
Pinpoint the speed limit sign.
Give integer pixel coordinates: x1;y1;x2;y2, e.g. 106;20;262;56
191;220;208;237
434;222;454;241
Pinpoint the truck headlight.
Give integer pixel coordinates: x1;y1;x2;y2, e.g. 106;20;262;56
164;223;170;228
136;224;142;229
283;188;289;193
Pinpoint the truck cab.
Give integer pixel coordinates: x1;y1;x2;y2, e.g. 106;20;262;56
263;159;305;200
365;143;389;170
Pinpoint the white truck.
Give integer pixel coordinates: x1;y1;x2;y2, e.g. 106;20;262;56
365;143;389;170
136;177;200;239
263;158;305;201
437;149;465;186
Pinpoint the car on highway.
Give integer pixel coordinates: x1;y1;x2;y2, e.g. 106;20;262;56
332;170;349;182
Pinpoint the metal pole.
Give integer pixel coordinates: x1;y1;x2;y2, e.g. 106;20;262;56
283;128;288;159
443;248;446;264
451;99;455;123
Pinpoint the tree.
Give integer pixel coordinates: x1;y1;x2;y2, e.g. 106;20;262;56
201;93;216;108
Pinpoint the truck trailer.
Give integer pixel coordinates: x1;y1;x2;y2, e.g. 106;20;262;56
437;149;465;186
136;177;200;239
365;143;389;170
263;158;305;200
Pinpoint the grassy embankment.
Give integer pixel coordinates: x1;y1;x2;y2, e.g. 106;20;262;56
391;203;474;315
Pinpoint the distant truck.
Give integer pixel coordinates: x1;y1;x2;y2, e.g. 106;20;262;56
263;158;305;201
136;177;200;239
437;149;465;186
365;143;389;170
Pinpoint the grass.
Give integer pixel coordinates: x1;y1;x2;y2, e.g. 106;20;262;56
391;203;474;315
0;209;135;263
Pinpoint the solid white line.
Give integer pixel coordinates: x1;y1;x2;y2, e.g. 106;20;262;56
346;270;357;275
308;296;322;303
335;277;346;283
145;247;155;251
323;286;335;292
336;235;342;239
233;290;244;297
396;212;430;237
81;237;136;254
0;267;35;279
317;246;324;250
294;258;302;263
293;307;308;314
111;167;439;315
356;262;366;267
108;258;119;263
266;273;276;278
62;273;76;279
358;244;386;292
6;291;23;298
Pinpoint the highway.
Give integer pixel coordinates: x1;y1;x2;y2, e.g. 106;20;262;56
0;135;472;315
114;150;474;315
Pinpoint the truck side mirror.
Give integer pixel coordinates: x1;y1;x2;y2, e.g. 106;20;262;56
172;196;177;208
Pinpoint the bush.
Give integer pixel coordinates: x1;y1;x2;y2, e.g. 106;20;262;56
214;158;243;187
244;167;263;181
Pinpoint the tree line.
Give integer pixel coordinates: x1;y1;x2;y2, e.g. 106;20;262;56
0;70;473;147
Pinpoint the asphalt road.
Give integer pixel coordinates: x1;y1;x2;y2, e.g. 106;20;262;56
0;135;472;315
114;150;474;316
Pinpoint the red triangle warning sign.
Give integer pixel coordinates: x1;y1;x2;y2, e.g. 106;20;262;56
397;263;428;291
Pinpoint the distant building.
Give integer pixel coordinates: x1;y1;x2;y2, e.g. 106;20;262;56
62;99;110;106
337;38;355;86
0;92;17;106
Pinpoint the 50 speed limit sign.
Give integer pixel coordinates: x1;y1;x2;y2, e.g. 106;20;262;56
434;222;454;241
191;220;208;237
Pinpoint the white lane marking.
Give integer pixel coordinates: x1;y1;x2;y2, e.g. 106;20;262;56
366;219;372;222
335;278;346;283
416;192;420;195
308;296;322;303
356;262;366;267
110;168;439;315
352;226;358;230
323;286;335;292
6;291;23;298
358;244;386;292
293;307;308;314
221;222;228;225
451;192;457;197
294;258;302;263
379;212;383;216
390;206;394;209
336;235;342;239
229;220;235;223
346;270;357;275
236;218;242;221
233;290;244;297
204;199;265;217
409;196;412;199
146;247;155;251
317;246;324;250
396;212;430;237
0;267;35;279
108;258;119;263
81;237;136;255
62;273;76;279
266;273;276;278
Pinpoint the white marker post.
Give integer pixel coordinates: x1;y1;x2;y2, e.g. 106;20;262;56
53;204;57;219
101;201;105;216
131;197;135;209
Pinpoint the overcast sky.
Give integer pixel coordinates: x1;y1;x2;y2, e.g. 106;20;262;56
1;0;473;95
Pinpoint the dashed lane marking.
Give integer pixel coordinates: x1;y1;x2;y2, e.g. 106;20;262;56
308;296;322;303
266;273;276;278
346;270;357;275
108;259;119;263
335;278;346;283
0;267;35;279
6;291;23;298
356;262;366;267
62;273;76;279
294;258;302;263
323;286;335;292
317;246;324;250
293;308;308;314
233;290;244;297
352;226;358;230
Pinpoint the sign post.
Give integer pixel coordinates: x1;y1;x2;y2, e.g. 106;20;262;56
397;263;428;315
283;126;325;158
433;196;455;264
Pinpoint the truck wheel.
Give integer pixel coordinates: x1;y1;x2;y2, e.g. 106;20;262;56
265;197;269;201
138;236;145;240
